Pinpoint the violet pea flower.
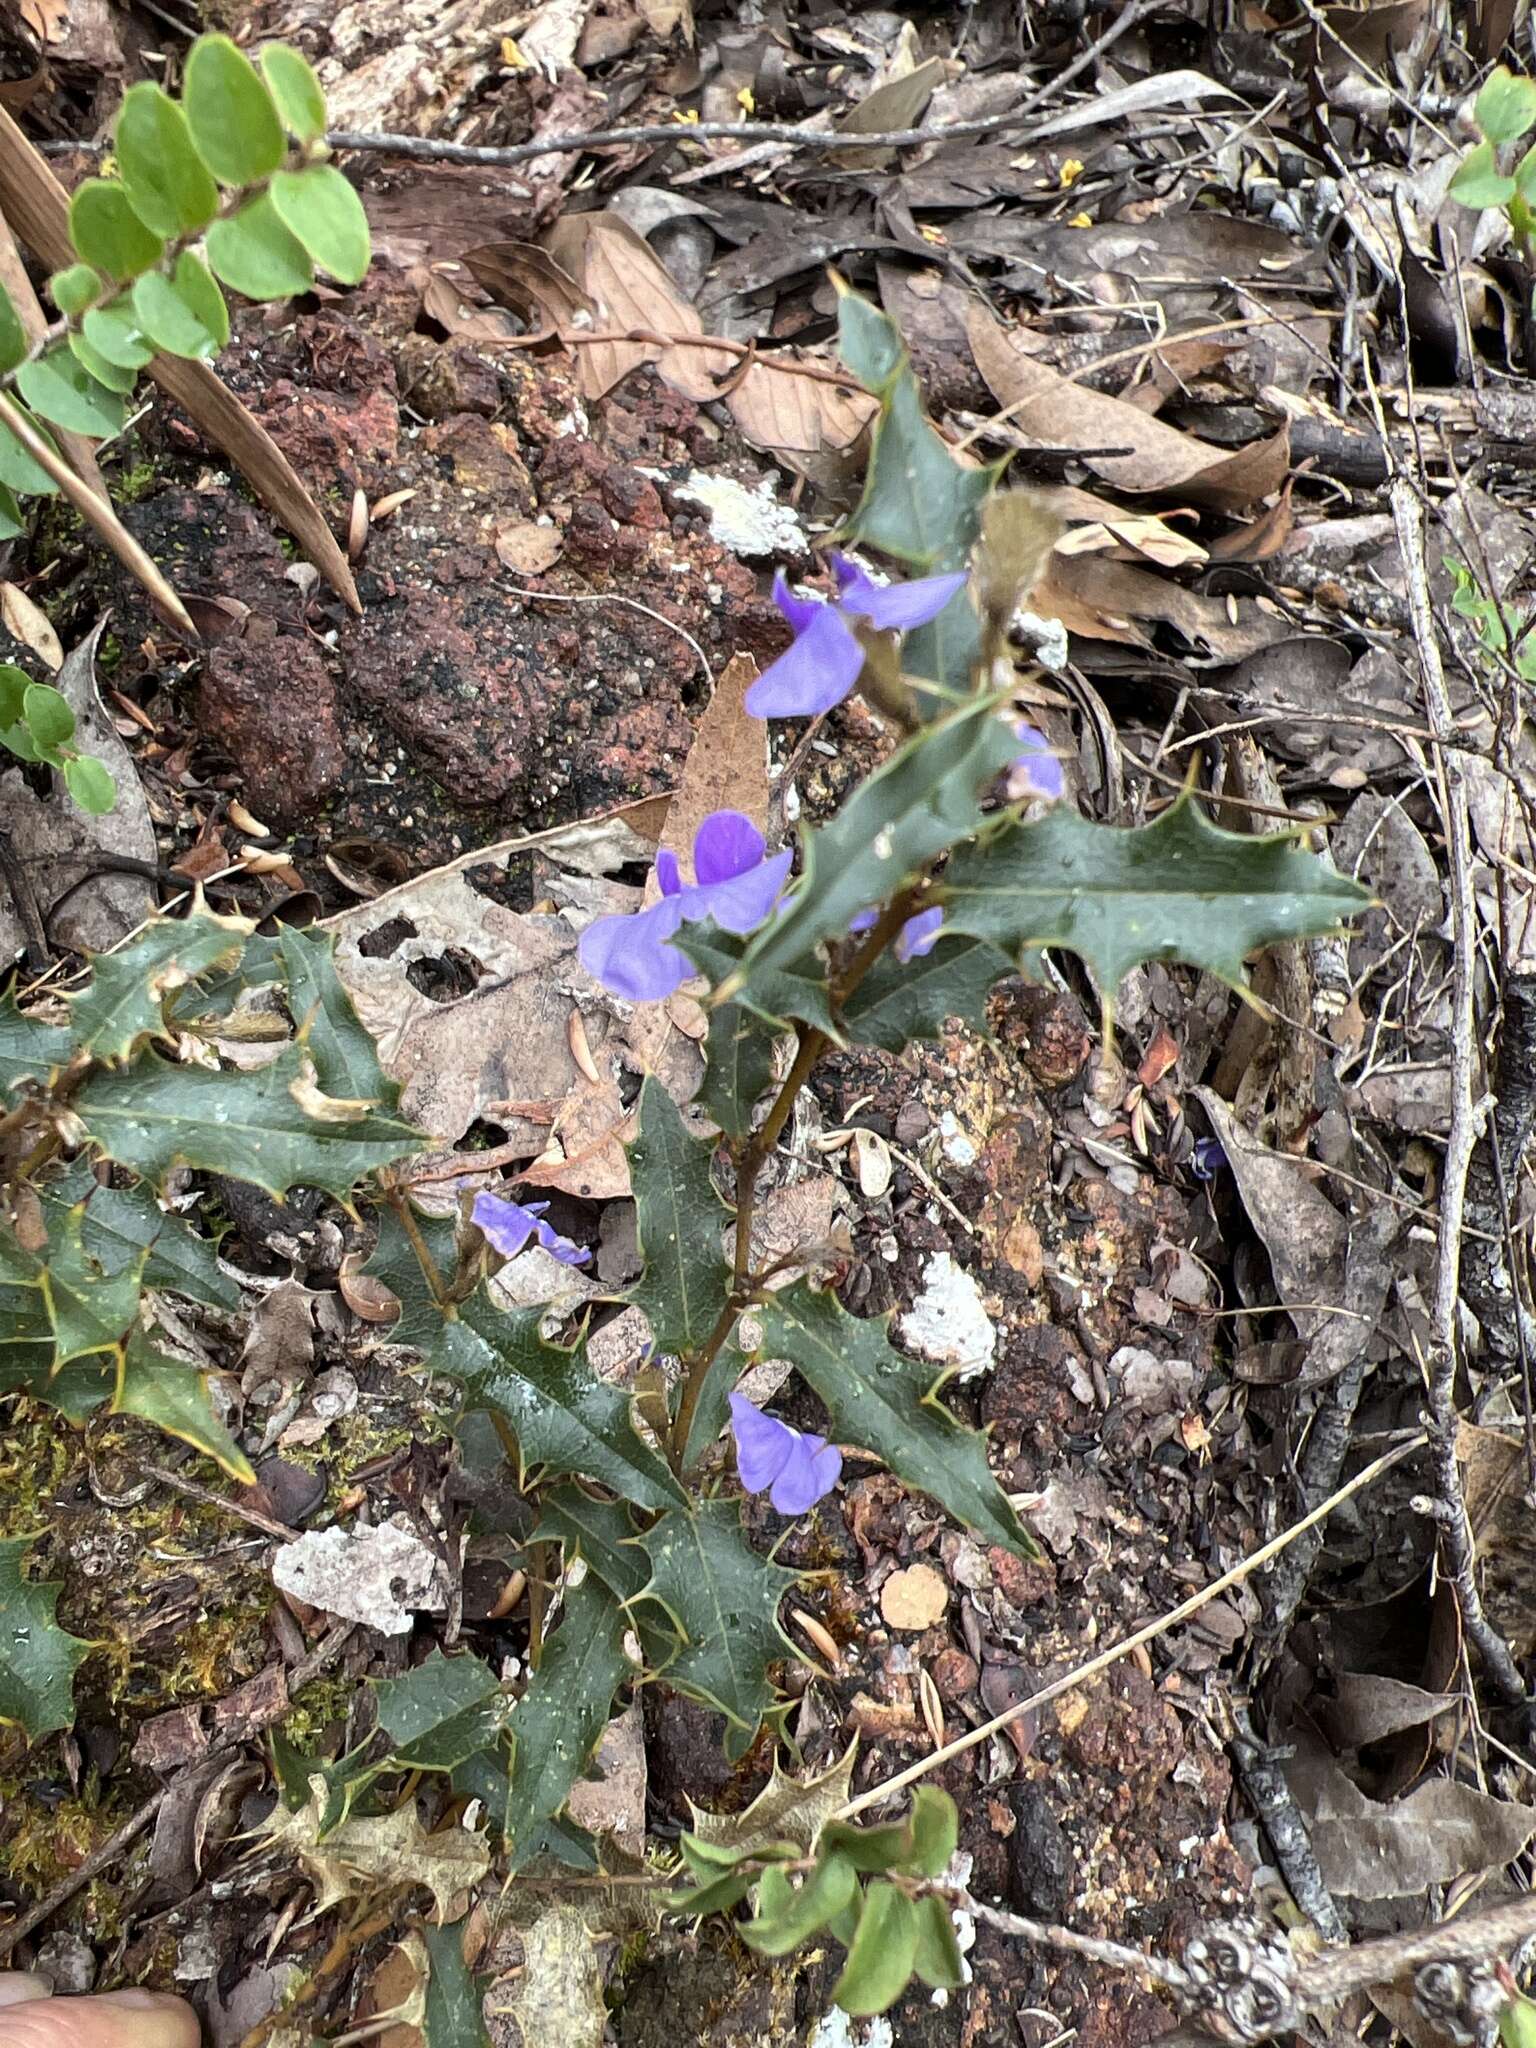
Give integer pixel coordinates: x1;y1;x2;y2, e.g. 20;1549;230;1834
1008;721;1065;803
578;810;793;1003
473;1191;591;1267
745;551;968;720
729;1392;842;1515
848;904;945;963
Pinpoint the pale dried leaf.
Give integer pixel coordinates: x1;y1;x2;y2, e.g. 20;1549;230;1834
544;213;735;401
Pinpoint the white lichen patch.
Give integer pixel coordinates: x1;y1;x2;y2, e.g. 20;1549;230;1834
899;1252;997;1381
674;471;807;557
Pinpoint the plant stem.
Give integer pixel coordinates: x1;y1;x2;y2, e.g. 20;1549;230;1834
382;1179;449;1313
667;881;928;1469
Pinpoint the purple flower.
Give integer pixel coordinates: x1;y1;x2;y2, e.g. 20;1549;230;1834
895;907;944;962
1191;1137;1228;1182
578;810;793;1003
745;552;968;720
848;905;944;962
473;1191;591;1266
729;1392;842;1515
1007;722;1065;803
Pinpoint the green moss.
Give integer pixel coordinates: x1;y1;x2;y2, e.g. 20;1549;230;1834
280;1669;358;1751
110;461;160;506
96;632;124;675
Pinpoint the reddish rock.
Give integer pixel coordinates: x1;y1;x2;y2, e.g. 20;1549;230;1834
930;1647;980;1701
994;981;1094;1089
255;378;400;497
200;626;347;824
987;1544;1057;1609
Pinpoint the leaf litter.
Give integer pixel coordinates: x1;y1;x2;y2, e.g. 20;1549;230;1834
10;1;1536;2044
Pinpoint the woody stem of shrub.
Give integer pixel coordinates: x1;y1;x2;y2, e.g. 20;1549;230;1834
667;885;927;1469
1391;477;1529;1708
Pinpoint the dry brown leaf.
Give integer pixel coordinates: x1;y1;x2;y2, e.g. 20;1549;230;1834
1205;481;1296;563
495;521;565;574
462;242;596;337
261;1777;489;1918
0;581;61;668
638;0;693;39
544;213;735;401
1036;551;1285;659
660;651;769;862
518;1074;635;1200
830;55;945;167
418;269;525;344
1054;512;1208;570
968;304;1289;513
726;352;877;460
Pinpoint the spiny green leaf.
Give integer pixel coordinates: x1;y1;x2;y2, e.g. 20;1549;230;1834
115;82;219;237
41;1162;239;1312
423;1921;491;2048
633;1499;799;1756
505;1575;629;1867
733;698;1018;1019
132;255;229;360
841;933;1011;1050
63;755;115;815
114;1332;253;1480
687;1742;857;1859
0;283;26;372
260;43;328;143
67;913;251;1062
1450;140;1517;209
207;194;313;302
276;924;394;1102
0;407;62;496
183;33;287;186
1477;65;1536;144
0;484;23;543
374;1649;505;1770
941;796;1370;996
0;994;71;1095
681;925;834;1035
530;1486;648;1601
832;1881;919;2016
365;1200;458;1351
75;1046;420;1199
757;1283;1037;1558
270;164;370;285
0;1534;91;1740
908;1786;959;1877
627;1076;731;1359
837;286;907;391
68;180;165;282
842;354;998;573
741;1853;859;1956
912;1892;965;1991
435;1293;685;1510
38;1205;148;1363
16;348;126;438
696;999;781;1139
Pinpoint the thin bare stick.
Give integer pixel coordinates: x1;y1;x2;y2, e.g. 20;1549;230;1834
836;1433;1425;1820
1391;476;1528;1707
0;390;199;641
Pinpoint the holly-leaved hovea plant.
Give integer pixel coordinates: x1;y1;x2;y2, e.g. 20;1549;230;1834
0;273;1369;2024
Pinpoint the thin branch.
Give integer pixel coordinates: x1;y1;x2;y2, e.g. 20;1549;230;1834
1390;476;1529;1708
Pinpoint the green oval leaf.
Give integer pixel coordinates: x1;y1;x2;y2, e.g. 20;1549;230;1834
1517;141;1536;203
23;681;74;748
16;348;126;437
260;43;327;142
206;193;313;301
69;331;138;395
269;163;370;285
832;1882;919;2017
911;1893;965;1991
68;179;165;282
0;484;24;543
49;264;104;318
741;1853;859;1956
0;406;62;495
0;283;25;373
64;753;116;814
0;663;28;725
1502;1998;1536;2048
183;33;287;187
1450;140;1517;209
81;302;154;370
132;253;229;359
908;1786;959;1878
1476;65;1536;144
115;81;219;237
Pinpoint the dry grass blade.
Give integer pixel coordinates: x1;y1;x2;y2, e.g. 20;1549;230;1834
0;392;198;641
0;105;360;615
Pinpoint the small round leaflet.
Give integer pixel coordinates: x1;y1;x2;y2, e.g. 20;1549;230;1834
260;43;327;142
115;83;219;237
183;34;286;188
206;195;313;302
270;165;370;286
68;181;164;284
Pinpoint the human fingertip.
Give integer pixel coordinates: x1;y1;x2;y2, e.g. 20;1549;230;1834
0;1978;52;2011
